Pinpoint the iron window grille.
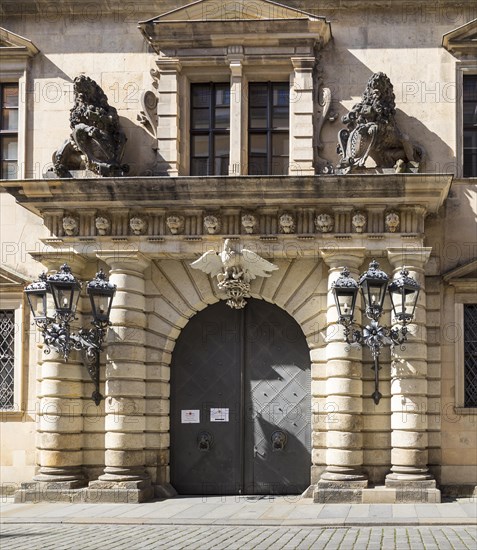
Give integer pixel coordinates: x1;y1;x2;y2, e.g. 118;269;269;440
464;304;477;407
0;310;15;409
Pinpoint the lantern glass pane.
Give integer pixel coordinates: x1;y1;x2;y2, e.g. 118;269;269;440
90;292;110;322
27;292;47;319
338;290;355;318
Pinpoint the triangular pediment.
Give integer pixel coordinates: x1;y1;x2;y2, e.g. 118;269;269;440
0;266;30;287
139;0;331;53
0;27;39;56
444;259;477;292
443;18;477;57
143;0;320;23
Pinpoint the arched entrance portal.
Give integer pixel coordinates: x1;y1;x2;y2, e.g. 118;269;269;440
171;299;311;495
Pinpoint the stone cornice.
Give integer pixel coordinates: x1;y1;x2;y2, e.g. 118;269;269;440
1;174;452;215
0;1;468;17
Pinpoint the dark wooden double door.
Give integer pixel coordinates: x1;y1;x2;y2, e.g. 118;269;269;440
171;299;311;495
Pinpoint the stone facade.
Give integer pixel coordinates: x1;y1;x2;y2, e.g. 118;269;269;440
0;0;476;502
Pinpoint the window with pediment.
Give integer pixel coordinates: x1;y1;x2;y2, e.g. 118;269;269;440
0;27;38;180
443;20;477;178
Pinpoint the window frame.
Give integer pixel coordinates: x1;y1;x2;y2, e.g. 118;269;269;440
190;82;231;176
0;82;19;179
0;295;25;414
454;298;477;414
456;63;477;179
248;81;290;176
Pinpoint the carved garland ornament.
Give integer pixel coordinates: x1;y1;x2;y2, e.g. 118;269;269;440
190;239;279;309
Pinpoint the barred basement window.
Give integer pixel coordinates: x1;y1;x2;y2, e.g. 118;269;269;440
464;304;477;407
0;309;15;409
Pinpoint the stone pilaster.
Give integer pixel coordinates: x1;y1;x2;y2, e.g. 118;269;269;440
385;248;440;502
289;57;316;176
155;58;182;176
315;249;368;503
89;253;153;502
228;47;244;175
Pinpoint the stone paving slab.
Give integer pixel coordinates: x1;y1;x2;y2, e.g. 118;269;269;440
1;496;476;527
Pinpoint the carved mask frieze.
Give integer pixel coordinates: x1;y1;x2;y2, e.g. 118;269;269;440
95;215;111;236
279;213;296;234
315;213;334;233
241;213;257;234
62;215;79;236
203;214;221;235
385;211;400;233
352;211;367;233
166;215;184;235
130;216;147;235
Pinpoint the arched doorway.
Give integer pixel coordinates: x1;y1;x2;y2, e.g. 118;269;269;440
170;299;311;495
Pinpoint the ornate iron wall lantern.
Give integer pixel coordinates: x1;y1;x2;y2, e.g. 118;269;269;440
332;260;420;405
25;264;116;405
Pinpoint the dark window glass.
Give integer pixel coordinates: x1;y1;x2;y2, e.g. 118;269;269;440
0;84;19;180
0;310;15;409
248;83;289;175
190;83;230;176
463;75;477;177
464;304;477;407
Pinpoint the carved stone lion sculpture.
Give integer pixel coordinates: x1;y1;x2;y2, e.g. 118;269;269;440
337;72;424;173
52;75;129;177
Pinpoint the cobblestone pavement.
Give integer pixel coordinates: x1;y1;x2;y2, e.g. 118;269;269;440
1;524;476;549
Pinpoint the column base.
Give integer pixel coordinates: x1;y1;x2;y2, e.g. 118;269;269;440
314;479;368;503
87;479;154;503
385;476;440;503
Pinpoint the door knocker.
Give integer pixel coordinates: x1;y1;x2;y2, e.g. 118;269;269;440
271;430;287;451
197;431;213;452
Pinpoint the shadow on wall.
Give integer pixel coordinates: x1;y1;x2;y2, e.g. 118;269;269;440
318;46;455;173
118;115;165;177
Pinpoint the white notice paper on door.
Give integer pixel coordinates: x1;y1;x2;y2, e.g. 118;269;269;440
210;408;229;422
181;409;200;423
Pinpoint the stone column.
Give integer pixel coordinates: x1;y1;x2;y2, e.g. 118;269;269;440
228;46;244;175
315;249;368;503
155;58;182;176
289;57;316;176
385;248;440;502
89;253;153;502
16;257;87;502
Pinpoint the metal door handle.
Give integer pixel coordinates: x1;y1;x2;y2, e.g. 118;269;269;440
197;431;213;452
271;430;287;451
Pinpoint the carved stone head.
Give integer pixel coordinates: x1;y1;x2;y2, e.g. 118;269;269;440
203;215;220;235
95;215;111;236
352;211;367;233
62;215;79;236
241;213;257;234
385;211;400;233
314;213;334;233
166;215;184;235
279;213;295;234
129;216;147;235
